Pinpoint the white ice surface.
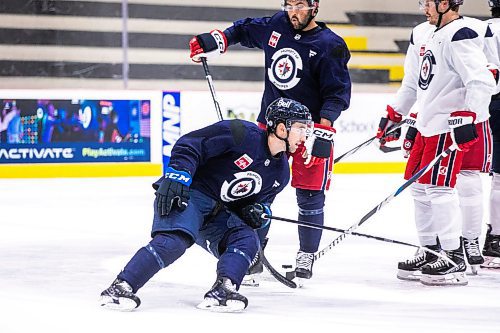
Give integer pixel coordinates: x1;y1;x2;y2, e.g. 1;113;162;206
0;174;499;333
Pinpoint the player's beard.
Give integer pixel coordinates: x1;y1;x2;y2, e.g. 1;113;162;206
289;12;312;31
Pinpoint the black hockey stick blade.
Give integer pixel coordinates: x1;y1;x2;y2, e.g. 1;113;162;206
260;249;297;288
378;145;401;153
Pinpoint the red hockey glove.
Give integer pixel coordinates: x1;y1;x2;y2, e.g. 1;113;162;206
376;105;403;144
189;30;227;63
448;111;478;152
403;113;418;158
303;123;335;168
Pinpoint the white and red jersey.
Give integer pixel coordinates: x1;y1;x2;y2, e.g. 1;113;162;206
484;17;500;95
393;17;495;137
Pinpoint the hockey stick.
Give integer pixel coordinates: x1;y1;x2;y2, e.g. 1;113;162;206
265;214;419;248
265;214;455;271
334;121;404;164
201;57;224;121
315;145;458;262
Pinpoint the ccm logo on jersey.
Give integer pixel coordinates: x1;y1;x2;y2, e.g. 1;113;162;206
234;154;254;170
313;128;335;141
269;31;281;48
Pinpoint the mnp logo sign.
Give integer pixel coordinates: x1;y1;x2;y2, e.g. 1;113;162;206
162;92;181;174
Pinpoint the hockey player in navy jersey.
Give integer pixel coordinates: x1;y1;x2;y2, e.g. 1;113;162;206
99;98;312;312
377;0;496;286
189;0;351;281
482;0;500;269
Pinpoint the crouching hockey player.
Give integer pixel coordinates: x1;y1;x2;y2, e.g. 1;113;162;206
99;98;312;312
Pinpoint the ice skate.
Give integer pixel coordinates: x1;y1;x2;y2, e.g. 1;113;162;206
197;277;248;312
420;247;468;286
481;225;500;270
241;251;263;287
100;278;141;311
294;251;314;287
462;237;484;275
397;245;439;281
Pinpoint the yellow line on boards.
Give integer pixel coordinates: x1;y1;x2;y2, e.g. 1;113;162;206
0;162;406;178
333;162;406;174
0;163;163;178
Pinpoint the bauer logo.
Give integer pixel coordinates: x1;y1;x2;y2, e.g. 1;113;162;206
162;92;181;174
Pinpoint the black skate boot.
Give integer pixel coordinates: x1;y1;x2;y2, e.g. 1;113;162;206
100;278;141;311
197;277;248;312
295;250;314;279
420;245;468;286
481;225;500;269
397;245;440;281
241;251;264;287
461;237;484;274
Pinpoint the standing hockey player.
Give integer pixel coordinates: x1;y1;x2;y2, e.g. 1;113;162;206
482;0;500;269
377;0;495;285
189;0;351;281
99;98;312;312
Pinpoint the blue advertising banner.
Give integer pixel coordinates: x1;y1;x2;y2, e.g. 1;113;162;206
161;92;181;174
0;98;151;163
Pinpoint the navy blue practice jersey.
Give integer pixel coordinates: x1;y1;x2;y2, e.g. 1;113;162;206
155;119;290;212
224;11;352;124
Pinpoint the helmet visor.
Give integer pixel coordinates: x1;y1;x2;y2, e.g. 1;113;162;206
282;4;315;11
286;119;313;137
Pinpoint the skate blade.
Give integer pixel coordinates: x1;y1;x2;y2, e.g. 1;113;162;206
466;265;480;276
241;274;260;287
99;296;138;311
480;257;500;269
396;269;422;281
420;272;468;286
196;298;246;313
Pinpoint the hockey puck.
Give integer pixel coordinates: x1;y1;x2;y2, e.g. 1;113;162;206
282;264;293;269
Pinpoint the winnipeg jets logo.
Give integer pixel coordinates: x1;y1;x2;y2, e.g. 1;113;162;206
268;31;281;48
419;50;436;90
309;50;317;58
268;48;303;90
234;154;253;170
220;171;263;202
273;181;280;188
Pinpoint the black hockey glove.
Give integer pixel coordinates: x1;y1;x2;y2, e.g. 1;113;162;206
240;203;271;229
156;167;192;216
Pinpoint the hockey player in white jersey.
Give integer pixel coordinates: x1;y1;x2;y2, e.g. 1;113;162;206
482;0;500;269
376;0;496;286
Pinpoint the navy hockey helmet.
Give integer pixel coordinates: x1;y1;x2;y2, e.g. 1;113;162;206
265;98;312;134
489;0;500;7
